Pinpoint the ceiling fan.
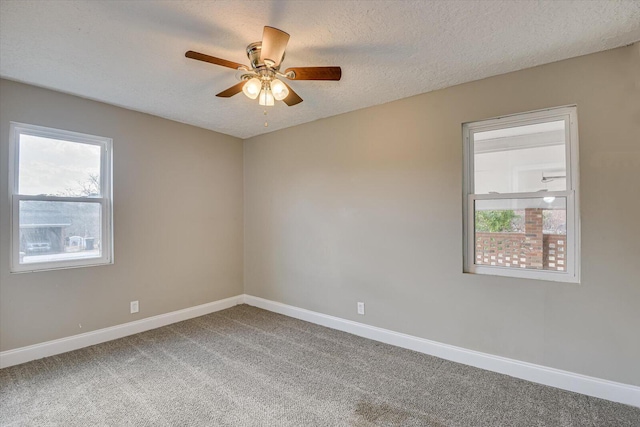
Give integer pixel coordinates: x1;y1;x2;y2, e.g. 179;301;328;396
185;26;341;107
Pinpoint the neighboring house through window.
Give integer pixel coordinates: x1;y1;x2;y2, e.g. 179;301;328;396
9;122;113;272
463;106;580;282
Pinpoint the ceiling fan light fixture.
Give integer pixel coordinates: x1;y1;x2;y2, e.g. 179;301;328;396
258;87;275;106
271;79;289;101
242;77;261;99
186;26;341;107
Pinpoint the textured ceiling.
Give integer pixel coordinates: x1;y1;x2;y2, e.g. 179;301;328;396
1;1;639;139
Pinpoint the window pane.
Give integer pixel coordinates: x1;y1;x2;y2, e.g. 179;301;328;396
19;200;102;265
473;120;566;194
474;197;567;272
18;134;102;196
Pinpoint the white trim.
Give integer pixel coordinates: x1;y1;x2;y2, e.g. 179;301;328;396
462;106;580;283
0;295;244;369
244;295;640;408
2;294;637;407
13;195;108;203
9;122;114;273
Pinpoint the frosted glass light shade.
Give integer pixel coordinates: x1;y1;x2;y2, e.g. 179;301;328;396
258;88;275;106
242;78;261;99
271;79;289;101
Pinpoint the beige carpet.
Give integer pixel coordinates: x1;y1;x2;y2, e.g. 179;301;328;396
1;304;638;426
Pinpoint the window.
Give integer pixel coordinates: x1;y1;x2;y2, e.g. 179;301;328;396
463;106;579;282
9;122;113;272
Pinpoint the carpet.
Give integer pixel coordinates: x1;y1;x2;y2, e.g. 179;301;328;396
1;304;638;426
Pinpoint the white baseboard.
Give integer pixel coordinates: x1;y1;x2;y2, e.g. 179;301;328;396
243;294;640;408
2;293;638;408
0;295;243;369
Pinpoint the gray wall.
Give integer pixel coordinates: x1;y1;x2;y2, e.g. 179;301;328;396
244;44;640;385
0;79;244;351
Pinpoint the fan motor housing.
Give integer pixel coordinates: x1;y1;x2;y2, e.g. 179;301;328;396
246;42;285;70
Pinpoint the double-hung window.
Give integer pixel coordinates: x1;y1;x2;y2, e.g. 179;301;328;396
9;122;113;272
463;106;580;282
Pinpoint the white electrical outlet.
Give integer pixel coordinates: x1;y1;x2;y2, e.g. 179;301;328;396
130;300;139;314
357;302;365;315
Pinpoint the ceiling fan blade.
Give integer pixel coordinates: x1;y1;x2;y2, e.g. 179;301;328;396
185;51;246;70
284;66;342;81
282;82;303;106
216;81;247;98
260;26;290;67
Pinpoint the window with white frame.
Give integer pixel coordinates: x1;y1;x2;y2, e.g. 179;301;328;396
463;106;580;282
9;122;113;272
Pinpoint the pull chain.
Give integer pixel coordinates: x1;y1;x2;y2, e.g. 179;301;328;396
264;109;268;127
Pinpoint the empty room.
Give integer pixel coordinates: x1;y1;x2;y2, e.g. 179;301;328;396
1;1;639;425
